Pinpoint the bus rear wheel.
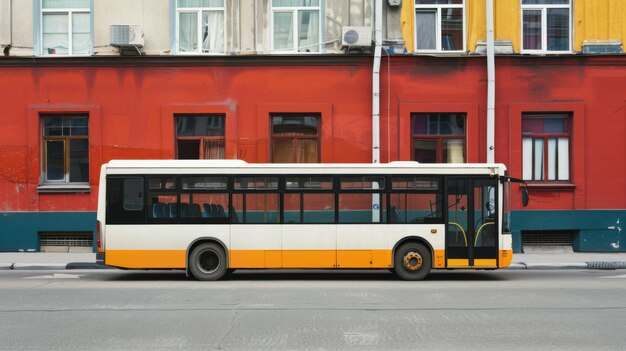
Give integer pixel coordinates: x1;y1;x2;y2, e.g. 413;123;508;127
394;243;432;281
189;242;228;281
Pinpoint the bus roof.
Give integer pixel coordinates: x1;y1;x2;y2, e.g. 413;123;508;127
102;159;507;176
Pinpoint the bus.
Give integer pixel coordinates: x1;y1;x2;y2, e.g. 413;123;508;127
96;160;527;280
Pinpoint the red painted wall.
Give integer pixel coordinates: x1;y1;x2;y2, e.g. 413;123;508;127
1;56;625;214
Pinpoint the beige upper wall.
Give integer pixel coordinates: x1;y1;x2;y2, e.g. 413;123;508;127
3;0;33;55
0;0;10;46
93;0;170;55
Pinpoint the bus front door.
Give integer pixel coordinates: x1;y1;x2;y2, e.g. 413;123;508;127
445;178;498;268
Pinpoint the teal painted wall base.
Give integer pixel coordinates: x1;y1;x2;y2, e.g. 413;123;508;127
1;210;624;253
0;212;96;252
511;210;626;253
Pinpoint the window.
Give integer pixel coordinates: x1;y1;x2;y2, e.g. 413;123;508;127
41;115;89;184
176;115;225;159
338;177;386;224
521;0;571;53
180;176;229;223
271;114;320;163
106;177;145;224
522;113;570;182
176;0;225;54
390;177;443;224
411;113;465;163
284;176;334;223
271;0;321;53
40;0;91;55
233;177;280;224
414;0;465;52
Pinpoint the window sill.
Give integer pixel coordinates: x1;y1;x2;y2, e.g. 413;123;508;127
37;184;91;194
522;183;576;191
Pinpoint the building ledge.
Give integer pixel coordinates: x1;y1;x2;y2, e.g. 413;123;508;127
37;184;91;194
523;183;576;191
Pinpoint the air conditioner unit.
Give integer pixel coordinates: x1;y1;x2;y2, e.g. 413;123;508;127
110;25;144;47
341;27;372;47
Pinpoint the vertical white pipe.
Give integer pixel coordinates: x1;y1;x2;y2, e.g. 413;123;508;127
372;0;382;164
486;0;495;163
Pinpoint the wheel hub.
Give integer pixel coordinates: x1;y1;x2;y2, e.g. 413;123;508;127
403;252;423;271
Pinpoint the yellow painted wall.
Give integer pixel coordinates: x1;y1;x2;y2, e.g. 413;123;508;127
574;0;626;52
401;0;626;54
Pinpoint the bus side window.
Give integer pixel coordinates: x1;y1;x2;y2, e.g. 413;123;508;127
390;177;443;224
106;177;146;224
123;178;144;211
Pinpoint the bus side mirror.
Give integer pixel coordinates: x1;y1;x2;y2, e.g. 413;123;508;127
521;188;529;207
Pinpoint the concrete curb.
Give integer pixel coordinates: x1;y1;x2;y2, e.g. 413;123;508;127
9;263;69;270
0;262;110;270
508;262;626;270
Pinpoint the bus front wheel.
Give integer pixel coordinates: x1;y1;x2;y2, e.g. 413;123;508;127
394;243;432;281
189;242;228;281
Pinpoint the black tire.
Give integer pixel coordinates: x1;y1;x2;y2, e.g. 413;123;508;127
188;242;228;281
394;243;432;281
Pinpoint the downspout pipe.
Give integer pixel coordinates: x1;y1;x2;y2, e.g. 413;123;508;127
372;0;382;164
486;0;495;163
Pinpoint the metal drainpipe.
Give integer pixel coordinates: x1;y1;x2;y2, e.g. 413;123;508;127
372;0;382;164
486;0;495;164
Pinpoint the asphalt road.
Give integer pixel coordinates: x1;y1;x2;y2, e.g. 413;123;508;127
1;269;626;350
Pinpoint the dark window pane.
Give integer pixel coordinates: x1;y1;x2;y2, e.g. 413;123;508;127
69;139;89;182
523;10;542;50
176;115;225;137
272;115;318;136
123;178;144;211
70;116;88;136
177;139;200;159
522;118;543;134
547;8;569;51
44;117;64;136
544;118;565;133
441;8;463;51
412;113;465;135
413;140;437;163
46;140;65;181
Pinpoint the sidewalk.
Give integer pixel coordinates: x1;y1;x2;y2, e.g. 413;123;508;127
2;252;626;270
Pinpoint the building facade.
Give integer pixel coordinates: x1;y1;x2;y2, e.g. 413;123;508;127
0;0;625;253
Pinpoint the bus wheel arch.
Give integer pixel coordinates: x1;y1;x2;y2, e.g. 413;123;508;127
187;238;229;281
392;238;433;281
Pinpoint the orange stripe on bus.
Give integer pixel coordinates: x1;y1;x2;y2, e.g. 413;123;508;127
499;250;513;268
106;250;186;269
433;250;445;268
105;249;510;270
229;250;394;269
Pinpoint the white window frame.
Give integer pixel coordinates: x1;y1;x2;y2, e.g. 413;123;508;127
175;0;226;55
270;1;322;54
413;0;466;53
40;1;91;56
521;0;572;54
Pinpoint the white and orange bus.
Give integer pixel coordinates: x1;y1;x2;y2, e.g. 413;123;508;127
97;160;527;280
